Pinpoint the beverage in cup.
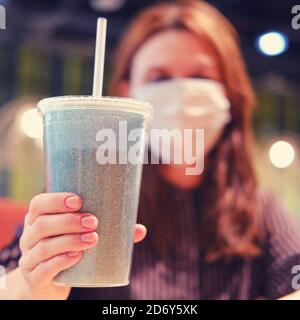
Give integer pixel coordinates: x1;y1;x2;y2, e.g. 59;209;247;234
38;96;152;287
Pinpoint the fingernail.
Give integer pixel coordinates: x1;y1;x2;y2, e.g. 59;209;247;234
80;232;98;243
81;216;98;229
67;251;81;257
65;196;81;210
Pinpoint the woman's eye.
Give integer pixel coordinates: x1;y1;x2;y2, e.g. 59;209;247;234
148;75;172;83
190;75;212;80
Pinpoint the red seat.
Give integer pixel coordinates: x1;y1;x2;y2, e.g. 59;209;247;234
0;198;28;249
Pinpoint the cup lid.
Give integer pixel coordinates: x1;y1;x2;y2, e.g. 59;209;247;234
37;95;153;121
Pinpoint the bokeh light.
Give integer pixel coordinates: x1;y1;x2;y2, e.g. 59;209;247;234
256;31;289;56
20;108;43;139
269;140;295;169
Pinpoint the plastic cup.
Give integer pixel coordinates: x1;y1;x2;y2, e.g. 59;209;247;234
38;96;152;287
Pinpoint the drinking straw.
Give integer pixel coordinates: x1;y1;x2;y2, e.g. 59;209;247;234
93;18;107;96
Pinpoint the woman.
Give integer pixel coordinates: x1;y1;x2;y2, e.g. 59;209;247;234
1;0;300;300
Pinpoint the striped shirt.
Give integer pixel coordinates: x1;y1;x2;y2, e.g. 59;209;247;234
1;181;300;300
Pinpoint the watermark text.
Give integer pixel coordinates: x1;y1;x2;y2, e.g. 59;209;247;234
0;265;6;290
0;5;6;30
95;121;205;175
292;5;300;30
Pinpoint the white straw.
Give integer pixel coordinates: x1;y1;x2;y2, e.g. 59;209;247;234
93;18;107;97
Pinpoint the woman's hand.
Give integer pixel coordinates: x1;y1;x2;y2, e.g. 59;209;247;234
17;193;147;300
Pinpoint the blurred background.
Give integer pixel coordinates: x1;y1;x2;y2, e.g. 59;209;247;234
0;0;299;246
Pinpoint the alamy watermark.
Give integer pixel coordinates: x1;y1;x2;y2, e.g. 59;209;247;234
0;265;6;290
292;5;300;30
95;121;205;175
0;5;6;30
291;265;300;290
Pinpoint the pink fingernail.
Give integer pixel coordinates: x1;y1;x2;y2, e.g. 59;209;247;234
80;232;98;243
81;216;98;229
65;196;82;210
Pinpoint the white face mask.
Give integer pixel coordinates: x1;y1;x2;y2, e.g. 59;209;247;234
130;78;231;168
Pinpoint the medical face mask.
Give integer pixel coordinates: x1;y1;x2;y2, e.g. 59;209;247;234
130;78;231;173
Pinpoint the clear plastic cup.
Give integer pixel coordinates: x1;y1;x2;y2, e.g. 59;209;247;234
38;96;152;287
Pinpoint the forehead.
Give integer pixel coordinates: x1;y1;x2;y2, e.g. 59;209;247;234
132;29;218;71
